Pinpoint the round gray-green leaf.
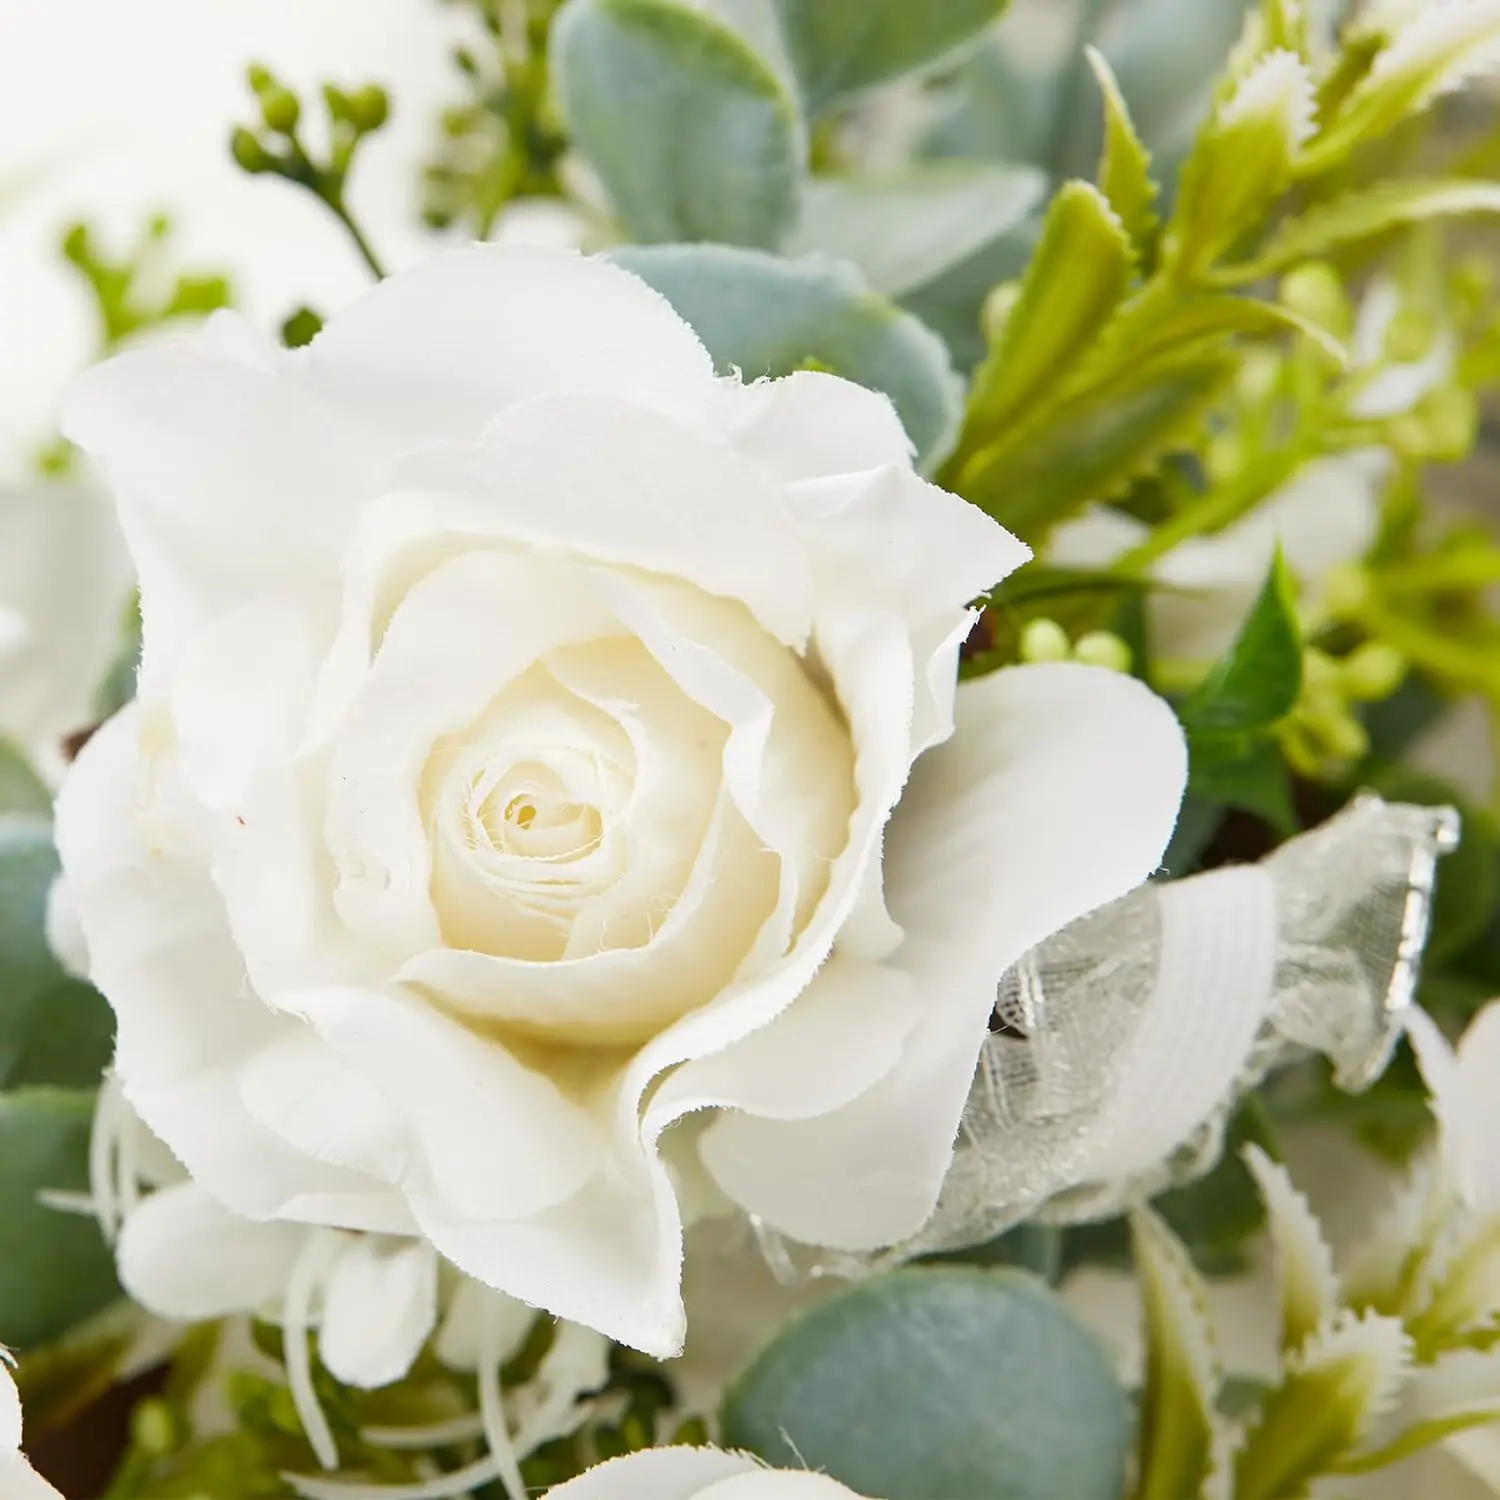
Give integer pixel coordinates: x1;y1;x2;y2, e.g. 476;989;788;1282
553;0;803;248
721;1266;1131;1500
0;815;114;1091
0;1086;119;1349
609;243;962;467
786;163;1046;298
774;0;1010;112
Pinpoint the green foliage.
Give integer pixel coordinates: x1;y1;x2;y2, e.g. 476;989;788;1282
231;64;392;278
610;243;962;466
554;0;803;247
771;0;1010;113
1086;46;1159;251
722;1267;1130;1500
1181;551;1304;735
0;1087;118;1350
785;163;1044;297
0;743;49;818
60;218;232;355
0;817;114;1091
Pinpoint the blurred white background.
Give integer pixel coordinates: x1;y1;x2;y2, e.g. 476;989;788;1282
0;0;471;476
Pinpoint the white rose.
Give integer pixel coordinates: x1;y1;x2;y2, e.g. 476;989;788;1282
1;1353;62;1500
56;246;1186;1354
545;1448;868;1499
0;483;132;778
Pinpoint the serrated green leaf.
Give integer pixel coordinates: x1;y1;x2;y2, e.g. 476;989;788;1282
1189;735;1299;834
553;0;803;247
966;181;1134;432
1234;1309;1412;1500
1131;1207;1227;1500
1220;179;1500;285
1166;47;1314;278
786;162;1045;297
0;741;49;817
772;0;1010;112
609;242;962;467
0;1086;119;1350
1086;46;1159;250
722;1267;1130;1500
0;817;113;1092
1180;550;1303;734
1301;3;1500;172
1243;1144;1339;1355
962;352;1239;539
1262;0;1311;54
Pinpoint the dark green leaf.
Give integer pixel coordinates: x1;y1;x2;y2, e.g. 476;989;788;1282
610;243;962;467
1362;673;1449;763
925;1223;1062;1283
1180;550;1303;735
554;0;802;247
1189;735;1299;836
0;1087;119;1349
773;0;1010;112
1157;793;1228;880
0;817;114;1091
722;1267;1129;1500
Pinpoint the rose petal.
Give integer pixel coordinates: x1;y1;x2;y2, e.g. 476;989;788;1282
542;1447;756;1499
700;663;1187;1249
319;1237;438;1389
117;1182;305;1321
389;393;814;648
305;245;719;441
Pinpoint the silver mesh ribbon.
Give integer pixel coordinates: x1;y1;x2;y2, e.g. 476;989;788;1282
774;794;1458;1276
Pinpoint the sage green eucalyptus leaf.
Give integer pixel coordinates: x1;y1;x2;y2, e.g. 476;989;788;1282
0;741;49;817
773;0;1010;113
721;1266;1130;1500
0;816;114;1091
553;0;803;247
610;243;962;467
0;1086;119;1350
785;162;1045;298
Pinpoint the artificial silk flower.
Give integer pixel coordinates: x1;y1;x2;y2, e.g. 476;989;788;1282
544;1448;868;1499
1;1352;62;1500
0;482;132;779
55;245;1186;1355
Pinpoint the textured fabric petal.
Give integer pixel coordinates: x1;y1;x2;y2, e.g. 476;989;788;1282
304;244;719;441
433;1278;534;1372
319;1237;438;1389
0;1453;62;1500
0;483;132;777
1457;1002;1500;1212
1;1356;23;1450
285;986;603;1221
388;394;814;648
542;1447;757;1499
54;710;389;1224
701;663;1187;1249
116;1182;306;1321
59;342;376;694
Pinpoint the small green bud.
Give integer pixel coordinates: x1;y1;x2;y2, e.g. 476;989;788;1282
1205;431;1245;485
1073;630;1133;674
1235;348;1282;405
322;82;352;121
131;1397;178;1457
259;85;301;135
1320;562;1370;620
231;127;270;174
1320;708;1370;763
246;63;275;94
1019;617;1071;664
1302;647;1341;695
1279;262;1352;338
280;306;324;349
1340;641;1407;701
60;221;91;265
980;281;1020;345
1383;307;1434;364
346;84;391;133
